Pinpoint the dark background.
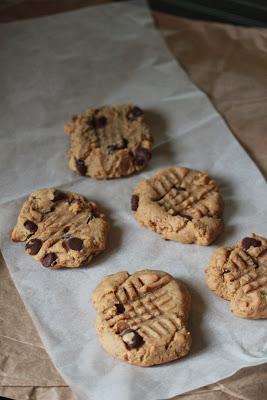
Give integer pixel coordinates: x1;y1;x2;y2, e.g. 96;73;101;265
148;0;267;26
2;0;267;26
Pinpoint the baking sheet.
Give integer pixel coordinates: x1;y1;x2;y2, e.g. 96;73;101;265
0;1;266;400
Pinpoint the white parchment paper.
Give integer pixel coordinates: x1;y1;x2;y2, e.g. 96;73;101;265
0;1;266;399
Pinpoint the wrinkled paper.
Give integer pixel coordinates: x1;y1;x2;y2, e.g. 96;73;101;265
0;1;266;400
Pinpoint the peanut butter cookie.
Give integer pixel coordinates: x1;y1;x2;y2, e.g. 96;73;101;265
206;234;267;318
92;269;191;366
131;167;223;245
64;104;153;179
11;188;108;269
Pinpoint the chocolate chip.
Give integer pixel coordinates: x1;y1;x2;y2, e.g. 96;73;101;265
75;159;87;176
41;253;57;268
115;303;125;314
63;226;70;233
65;237;83;251
134;147;151;166
121;328;144;350
92;116;107;129
242;237;261;250
127;106;144;121
53;190;68;202
131;194;139;211
24;220;38;233
25;239;42;255
107;138;128;154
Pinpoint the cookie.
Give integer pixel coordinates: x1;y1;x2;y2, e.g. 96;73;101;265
64;104;153;179
11;188;108;269
206;233;267;319
92;269;191;366
131;166;224;245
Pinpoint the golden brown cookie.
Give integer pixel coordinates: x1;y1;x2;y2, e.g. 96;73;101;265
131;166;224;245
92;269;191;367
64;104;153;179
11;188;108;269
206;233;267;319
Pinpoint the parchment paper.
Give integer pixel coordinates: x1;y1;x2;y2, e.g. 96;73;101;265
0;1;266;400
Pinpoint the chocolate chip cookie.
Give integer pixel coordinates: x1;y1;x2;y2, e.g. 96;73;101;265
131;166;224;245
11;188;109;269
92;269;191;366
64;104;153;179
206;234;267;319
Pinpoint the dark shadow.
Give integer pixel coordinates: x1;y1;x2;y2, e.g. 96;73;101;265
211;175;238;246
145;109;168;146
179;279;208;359
145;109;177;168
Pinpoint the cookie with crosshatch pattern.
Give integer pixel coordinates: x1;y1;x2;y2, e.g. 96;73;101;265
131;166;224;245
11;188;108;269
92;269;191;366
64;104;153;179
206;234;267;319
